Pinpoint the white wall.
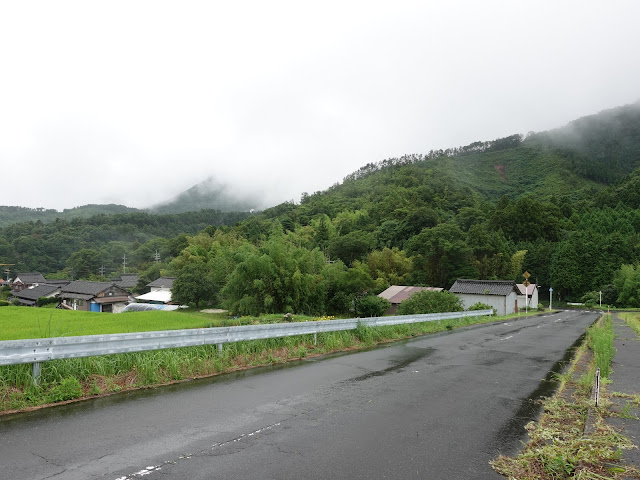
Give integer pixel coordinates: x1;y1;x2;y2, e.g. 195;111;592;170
455;293;517;316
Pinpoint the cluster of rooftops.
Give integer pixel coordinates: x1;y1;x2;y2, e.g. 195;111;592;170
378;279;539;316
7;273;176;312
5;274;538;316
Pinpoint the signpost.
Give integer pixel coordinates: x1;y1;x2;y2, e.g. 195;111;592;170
549;287;553;311
522;271;531;314
599;290;602;308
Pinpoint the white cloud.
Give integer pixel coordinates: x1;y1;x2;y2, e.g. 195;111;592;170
1;1;639;210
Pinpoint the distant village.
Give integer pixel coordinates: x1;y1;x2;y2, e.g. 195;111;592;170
4;273;177;312
3;272;540;316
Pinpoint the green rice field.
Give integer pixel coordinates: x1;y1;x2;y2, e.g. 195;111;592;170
0;306;316;341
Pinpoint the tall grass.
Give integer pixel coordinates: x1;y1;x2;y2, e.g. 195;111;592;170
586;314;616;379
623;313;640;338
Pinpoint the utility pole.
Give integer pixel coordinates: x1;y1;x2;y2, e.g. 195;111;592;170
122;254;127;274
154;250;161;263
99;265;106;277
0;264;15;282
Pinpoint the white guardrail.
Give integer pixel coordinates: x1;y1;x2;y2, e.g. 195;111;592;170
0;310;492;380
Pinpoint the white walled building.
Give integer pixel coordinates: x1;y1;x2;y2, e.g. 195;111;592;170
449;279;520;316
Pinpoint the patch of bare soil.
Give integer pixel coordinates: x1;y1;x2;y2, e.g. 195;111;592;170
494;164;507;181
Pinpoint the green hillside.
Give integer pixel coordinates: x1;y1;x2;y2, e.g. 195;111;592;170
2;102;640;310
0;204;141;229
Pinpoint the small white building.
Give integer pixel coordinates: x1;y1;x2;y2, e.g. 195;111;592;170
517;284;538;310
449;279;520;316
135;277;176;305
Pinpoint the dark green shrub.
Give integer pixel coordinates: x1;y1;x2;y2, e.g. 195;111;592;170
397;290;463;315
357;295;390;317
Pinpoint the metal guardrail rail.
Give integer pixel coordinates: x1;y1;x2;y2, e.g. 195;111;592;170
0;309;492;382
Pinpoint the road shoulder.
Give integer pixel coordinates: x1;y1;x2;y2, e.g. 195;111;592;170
605;314;640;470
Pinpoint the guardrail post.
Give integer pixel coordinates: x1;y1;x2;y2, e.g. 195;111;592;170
313;333;317;346
217;343;223;354
32;362;41;386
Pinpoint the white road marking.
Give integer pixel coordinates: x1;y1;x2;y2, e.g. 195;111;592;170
501;335;513;341
114;422;282;479
114;465;161;479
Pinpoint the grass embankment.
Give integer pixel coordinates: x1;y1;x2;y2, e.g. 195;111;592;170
491;314;639;479
0;307;528;414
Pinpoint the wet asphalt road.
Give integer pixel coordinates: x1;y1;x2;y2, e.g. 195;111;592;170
0;310;598;480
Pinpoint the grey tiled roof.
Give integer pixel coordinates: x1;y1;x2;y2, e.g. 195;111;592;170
147;277;175;288
112;274;139;289
62;281;115;296
13;284;60;300
14;272;46;284
449;279;519;296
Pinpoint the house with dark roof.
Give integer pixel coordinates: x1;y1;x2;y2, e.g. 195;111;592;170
378;285;444;315
112;274;139;291
11;272;46;292
449;279;520;315
147;277;175;292
10;284;61;307
59;281;132;313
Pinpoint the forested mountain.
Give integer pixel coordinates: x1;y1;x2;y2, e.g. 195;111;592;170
2;102;640;311
149;176;259;214
0;210;250;281
0;204;141;229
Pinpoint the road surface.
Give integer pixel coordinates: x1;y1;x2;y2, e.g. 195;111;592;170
0;310;598;479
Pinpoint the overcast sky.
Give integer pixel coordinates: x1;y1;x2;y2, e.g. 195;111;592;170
2;1;639;211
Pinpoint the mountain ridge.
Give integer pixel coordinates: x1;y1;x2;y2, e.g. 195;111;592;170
2;101;639;228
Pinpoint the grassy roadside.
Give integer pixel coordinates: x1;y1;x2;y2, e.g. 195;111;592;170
491;314;639;479
0;309;545;414
622;313;640;337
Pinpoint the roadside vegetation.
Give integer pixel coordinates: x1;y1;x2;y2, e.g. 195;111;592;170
0;308;546;414
622;313;640;337
491;314;639;479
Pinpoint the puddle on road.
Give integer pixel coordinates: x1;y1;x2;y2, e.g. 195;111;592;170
349;347;436;382
491;332;587;454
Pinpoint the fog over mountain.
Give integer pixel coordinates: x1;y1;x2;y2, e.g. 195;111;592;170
150;177;262;214
1;2;639;211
